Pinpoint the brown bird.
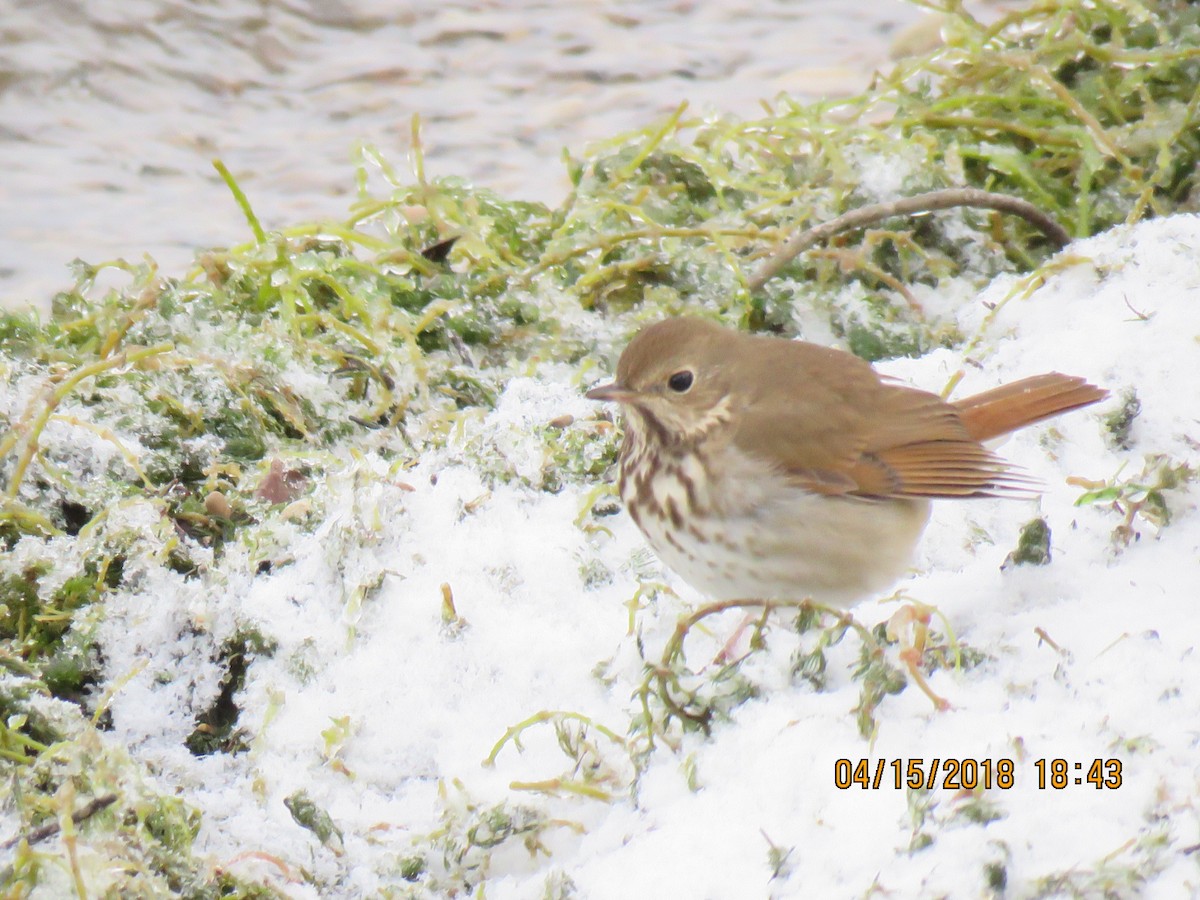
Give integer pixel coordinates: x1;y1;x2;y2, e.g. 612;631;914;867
587;317;1106;607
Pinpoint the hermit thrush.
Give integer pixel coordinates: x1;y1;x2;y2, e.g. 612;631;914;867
587;317;1106;607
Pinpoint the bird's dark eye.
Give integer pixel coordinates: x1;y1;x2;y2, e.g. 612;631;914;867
667;370;694;393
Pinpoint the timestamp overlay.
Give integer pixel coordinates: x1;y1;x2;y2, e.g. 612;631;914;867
833;757;1124;791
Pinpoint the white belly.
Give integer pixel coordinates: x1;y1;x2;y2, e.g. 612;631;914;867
622;453;931;607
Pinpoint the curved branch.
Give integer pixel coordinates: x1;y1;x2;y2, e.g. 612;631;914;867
747;188;1071;292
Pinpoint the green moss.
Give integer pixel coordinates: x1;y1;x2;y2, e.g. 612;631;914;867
399;855;427;882
853;648;909;740
143;795;203;852
955;794;1006;825
844;317;925;362
39;648;96;703
0;310;44;356
1104;387;1142;450
0;564;104;659
1004;517;1053;567
984;860;1008;893
186;630;277;756
2;0;1197;891
284;790;344;853
0;682;63;755
0;568;46;644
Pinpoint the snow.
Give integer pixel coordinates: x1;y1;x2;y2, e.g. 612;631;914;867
22;215;1200;895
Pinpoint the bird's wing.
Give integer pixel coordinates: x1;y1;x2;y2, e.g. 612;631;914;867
731;341;1028;499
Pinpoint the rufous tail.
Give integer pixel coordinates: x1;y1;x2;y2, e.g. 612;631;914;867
954;373;1108;442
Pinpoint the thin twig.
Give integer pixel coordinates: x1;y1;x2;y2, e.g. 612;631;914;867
748;188;1071;292
0;794;119;851
652;598;878;729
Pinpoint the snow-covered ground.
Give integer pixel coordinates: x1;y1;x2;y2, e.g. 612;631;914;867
83;214;1200;896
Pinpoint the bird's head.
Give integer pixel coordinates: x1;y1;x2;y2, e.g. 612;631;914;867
586;317;736;445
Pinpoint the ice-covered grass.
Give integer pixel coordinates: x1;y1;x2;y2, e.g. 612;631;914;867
3;2;1199;896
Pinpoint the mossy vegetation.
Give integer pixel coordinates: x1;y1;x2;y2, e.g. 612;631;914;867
1004;516;1053;567
185;630;276;756
2;0;1198;893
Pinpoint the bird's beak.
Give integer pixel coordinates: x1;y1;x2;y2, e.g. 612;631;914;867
586;381;635;403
